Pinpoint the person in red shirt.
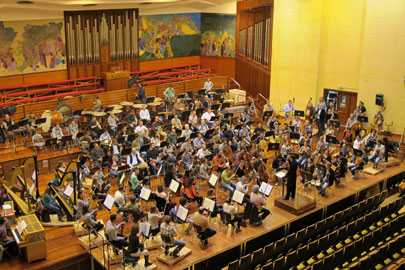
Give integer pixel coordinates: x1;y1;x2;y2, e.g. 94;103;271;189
184;178;203;206
213;152;226;173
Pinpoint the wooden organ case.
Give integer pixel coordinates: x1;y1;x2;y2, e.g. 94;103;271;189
64;9;139;79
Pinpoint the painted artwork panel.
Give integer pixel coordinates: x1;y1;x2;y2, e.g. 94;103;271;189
139;13;201;61
0;19;66;77
201;13;236;57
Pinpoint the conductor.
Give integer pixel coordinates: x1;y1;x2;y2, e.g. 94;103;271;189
283;155;298;200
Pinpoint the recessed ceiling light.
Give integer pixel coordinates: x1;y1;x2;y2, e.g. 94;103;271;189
17;0;34;4
139;2;153;5
83;4;97;7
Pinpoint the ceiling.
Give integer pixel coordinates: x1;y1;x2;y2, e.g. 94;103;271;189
0;0;237;21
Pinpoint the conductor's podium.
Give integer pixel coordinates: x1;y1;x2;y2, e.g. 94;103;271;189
143;236;162;250
78;230;108;250
157;247;192;266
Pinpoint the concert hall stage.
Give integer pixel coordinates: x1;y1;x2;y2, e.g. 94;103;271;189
1;153;403;270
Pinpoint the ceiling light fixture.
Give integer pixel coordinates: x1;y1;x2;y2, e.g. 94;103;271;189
17;0;34;4
83;4;97;7
139;2;153;5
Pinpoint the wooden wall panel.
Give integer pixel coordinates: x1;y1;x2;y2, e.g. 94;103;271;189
0;75;24;88
171;56;200;67
139;56;200;71
236;55;269;98
0;70;68;88
200;56;235;79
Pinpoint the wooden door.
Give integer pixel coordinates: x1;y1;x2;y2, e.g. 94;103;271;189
324;89;357;124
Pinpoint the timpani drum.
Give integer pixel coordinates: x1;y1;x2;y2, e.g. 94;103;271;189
41;110;62;132
120;101;134;106
91;111;107;118
132;104;143;109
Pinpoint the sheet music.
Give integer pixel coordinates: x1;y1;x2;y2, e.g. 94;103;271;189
275;170;287;178
2;204;11;210
169;179;180;193
17;220;27;235
103;194;115;210
259;182;273;197
139;221;151;237
176;205;189;222
232;190;245;204
63;184;73;197
29;184;35;195
208;174;218;186
203;197;215;212
140;187;151;201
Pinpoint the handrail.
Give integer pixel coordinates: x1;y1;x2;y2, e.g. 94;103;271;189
85;223;107;269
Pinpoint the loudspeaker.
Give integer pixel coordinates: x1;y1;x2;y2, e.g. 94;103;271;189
375;94;384;106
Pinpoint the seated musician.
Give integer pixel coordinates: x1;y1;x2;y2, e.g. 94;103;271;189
223;198;242;233
196;145;211;160
77;191;90;218
345;113;357;130
68;120;79;141
193;133;205;150
82;206;103;235
0;181;12;207
236;176;249;197
368;140;385;169
100;130;112;148
351;135;364;163
0;216;19;256
262;101;273;118
311;136;328;159
171;114;183;131
300;158;315;185
105;214;128;252
197;158;211;181
151;116;167;140
306;102;316;123
51;123;64;147
107;112;119;137
184;178;203;206
27;112;38;135
79;132;92;152
128;169;142;193
317;162;335;196
131;135;142;153
220;166;236;198
91;143;105;167
127;148;148;172
173;99;185;116
126;110;138;129
193;207;217;246
146;143;161;176
93;96;102;111
339;143;350;158
121;195;144;222
198;119;210;135
1;114;14;140
325;124;335;136
43;186;64;222
213;152;226;173
93;165;110;190
373;110;384;132
302;120;313;136
222;124;233;141
109;155;123;180
365;129;379;151
250;185;271;224
281;141;291;159
297;141;311;168
147;206;163;238
188;111;198;128
181;148;194;171
167;129;178;146
127;224;153;267
160;215;185;257
150;132;161;148
180;124;192;140
135;120;149;145
291;116;301;133
348;150;367;177
201;95;210;110
253;123;265;137
201;108;215;124
89;116;102;138
139;105;151;122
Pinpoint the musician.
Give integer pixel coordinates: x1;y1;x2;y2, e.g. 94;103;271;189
127;224;153;267
139;105;151;122
0;216;19;256
220;166;236;198
198;158;211;180
365;129;379;151
188;111;199;128
51;123;64;147
127;148;147;171
281;141;291;159
345;114;357;130
135;120;149;145
166;129;178;146
306;102;316;123
180;137;194;153
100;130;112;148
68;120;79;141
351;135;364;163
291;116;301;133
181;148;194;171
128;169;141;193
358;101;367;115
105;214;128;251
107;112;119;137
164;84;175;111
27;112;38;134
236;176;249;196
201;108;215;123
113;186;126;209
201;95;210;110
198;119;210;135
76;191;90;218
204;78;213;93
193;133;205;150
267;115;280;131
373;110;384;132
150;132;161;148
254;122;265;137
284;155;298;200
1;114;14;140
93;96;102;111
197;144;211;160
146;143;161;176
180;124;192;140
311;136;328;159
316;97;326;110
238;125;250;142
193;207;217;246
325;124;335;136
348;150;367;177
297;141;311;168
318;162;335;197
184;178;203;206
300;158;315;185
262;100;273;118
283;100;295;120
171;114;182;130
43;187;64;222
223;198;242;233
91;143;105;167
339;143;350;158
368;140;385;169
223;124;233;141
315;103;326;136
250;185;271;224
160;215;185;257
173;99;185;116
110;155;123;180
121;195;144;222
89;116;102;138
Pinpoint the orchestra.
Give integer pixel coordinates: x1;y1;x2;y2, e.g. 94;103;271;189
1;82;400;265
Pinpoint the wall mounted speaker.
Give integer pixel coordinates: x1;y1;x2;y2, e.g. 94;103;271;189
375;94;384;106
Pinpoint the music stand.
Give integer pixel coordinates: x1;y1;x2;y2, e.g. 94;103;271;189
177;93;186;99
251;134;259;143
61;135;73;150
235;124;243;130
358;116;368;123
316;163;326;174
190;132;198;139
198;89;206;96
140;144;151;153
117;136;125;144
181;110;191;122
353;149;363;157
326;135;339;145
146;97;155;103
177;136;185;144
204;129;215;139
224;113;234;119
222;102;231;110
288;152;299;159
104;106;113;113
45;138;57;151
127;134;136;143
121;148;132;156
35;118;47;126
368;140;376;149
331;120;340;129
18;118;29;127
160;141;168;148
294;110;305;117
268;143;280;151
265;130;275;137
263;111;273;121
290;132;300;140
211;104;220;111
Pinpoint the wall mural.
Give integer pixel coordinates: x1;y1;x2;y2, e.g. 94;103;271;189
201;13;235;57
139;13;201;61
0;19;66;77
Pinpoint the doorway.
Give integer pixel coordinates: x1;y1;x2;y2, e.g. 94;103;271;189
323;89;357;124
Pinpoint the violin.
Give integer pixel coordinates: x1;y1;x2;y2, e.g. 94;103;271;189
224;145;234;164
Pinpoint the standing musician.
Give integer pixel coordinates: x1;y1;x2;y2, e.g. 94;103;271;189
262;100;273;118
373;110;384;133
137;82;146;104
93;96;102;111
284;99;295;121
107;112;120;137
358;101;367;116
204;78;213;93
306;102;316;123
315;103;326;136
163;84;175;111
283;155;298;200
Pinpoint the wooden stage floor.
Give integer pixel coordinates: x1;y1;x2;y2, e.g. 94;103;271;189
1;154;404;270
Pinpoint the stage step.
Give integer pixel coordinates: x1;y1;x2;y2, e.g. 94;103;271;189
78;231;108;250
157;247;192;266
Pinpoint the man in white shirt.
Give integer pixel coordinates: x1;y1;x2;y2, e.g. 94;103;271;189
223;198;242;232
135;120;149;144
139;105;151;122
114;186;126;209
105;214;128;251
197;144;211;159
201;108;215;124
236;176;249;195
193;133;205;150
204;78;213;93
127;148;147;170
351;135;364;163
369;140;385;168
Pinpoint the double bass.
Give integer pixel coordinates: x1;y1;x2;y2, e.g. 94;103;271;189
224;144;234;164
